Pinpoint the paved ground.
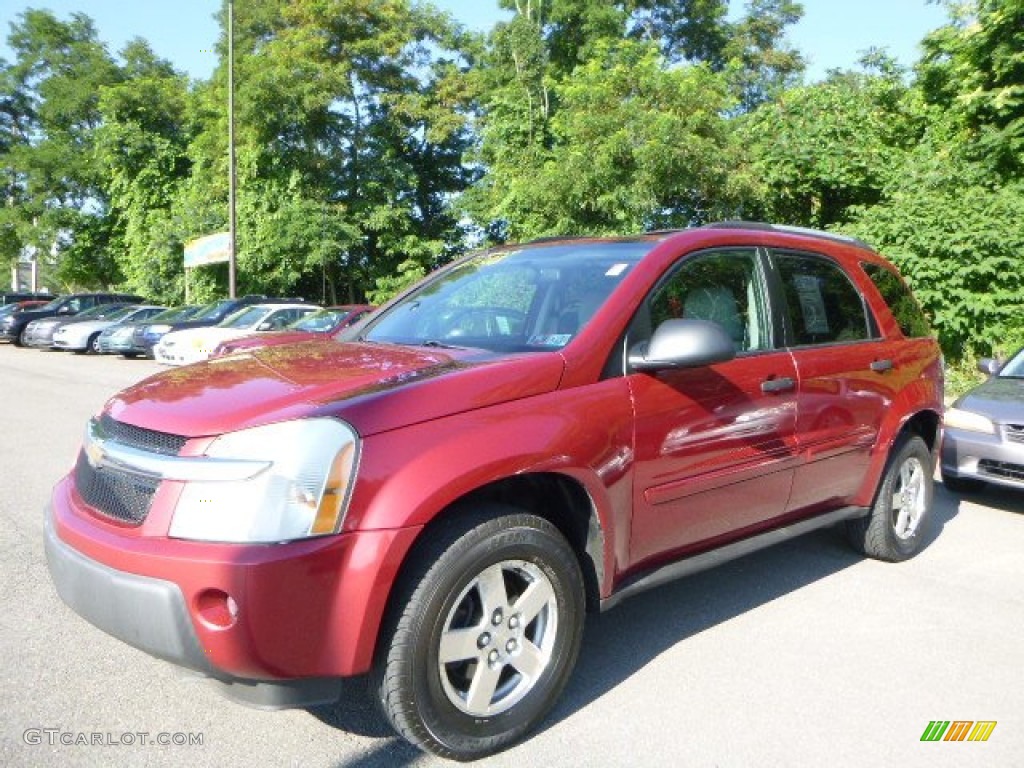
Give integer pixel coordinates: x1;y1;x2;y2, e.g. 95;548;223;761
1;343;1022;767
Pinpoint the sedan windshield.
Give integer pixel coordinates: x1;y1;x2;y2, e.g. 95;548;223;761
291;309;348;332
218;306;268;329
999;348;1024;378
364;241;654;352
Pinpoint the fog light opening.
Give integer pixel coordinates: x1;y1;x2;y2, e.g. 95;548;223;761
195;589;239;629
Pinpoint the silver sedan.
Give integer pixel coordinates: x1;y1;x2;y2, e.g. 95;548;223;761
941;347;1024;493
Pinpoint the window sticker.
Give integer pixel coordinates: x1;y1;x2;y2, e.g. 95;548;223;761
528;334;572;347
792;274;830;334
605;263;630;277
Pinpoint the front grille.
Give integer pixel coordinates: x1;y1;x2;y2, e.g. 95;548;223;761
98;413;187;456
75;452;159;525
978;459;1024;483
1004;424;1024;445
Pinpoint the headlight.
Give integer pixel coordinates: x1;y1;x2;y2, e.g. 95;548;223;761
944;407;995;434
169;418;360;543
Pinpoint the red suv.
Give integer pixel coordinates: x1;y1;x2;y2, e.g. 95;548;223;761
45;223;942;759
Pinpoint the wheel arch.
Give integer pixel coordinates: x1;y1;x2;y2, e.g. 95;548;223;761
363;471;606;674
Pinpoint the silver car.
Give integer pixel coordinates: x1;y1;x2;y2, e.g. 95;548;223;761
941;347;1024;493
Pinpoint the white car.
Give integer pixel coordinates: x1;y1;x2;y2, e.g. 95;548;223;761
52;305;167;353
153;303;316;366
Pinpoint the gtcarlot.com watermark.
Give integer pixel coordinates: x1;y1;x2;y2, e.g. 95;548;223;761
24;728;204;747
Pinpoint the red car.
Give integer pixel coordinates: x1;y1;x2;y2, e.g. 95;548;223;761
209;305;374;358
46;223;942;759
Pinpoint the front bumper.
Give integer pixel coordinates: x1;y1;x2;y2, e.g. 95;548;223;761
21;326;58;348
941;426;1024;490
46;476;420;697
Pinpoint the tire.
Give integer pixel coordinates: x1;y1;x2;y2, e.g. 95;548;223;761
847;434;934;562
88;333;101;354
372;507;585;760
940;471;985;494
15;329;27;347
122;352;138;359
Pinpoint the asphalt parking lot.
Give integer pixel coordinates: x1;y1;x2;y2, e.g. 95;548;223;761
1;343;1022;767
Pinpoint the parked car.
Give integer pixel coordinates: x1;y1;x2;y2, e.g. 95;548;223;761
96;305;202;357
0;291;55;306
154;303;317;366
131;295;300;358
0;292;145;346
52;305;167;354
18;303;136;350
45;223;943;760
210;304;374;358
0;300;49;322
941;347;1024;493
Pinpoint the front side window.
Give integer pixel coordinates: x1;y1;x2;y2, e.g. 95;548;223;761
648;249;771;354
774;252;869;346
862;262;931;338
364;241;655;352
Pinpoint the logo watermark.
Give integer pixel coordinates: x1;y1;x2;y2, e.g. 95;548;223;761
921;721;997;742
23;728;204;747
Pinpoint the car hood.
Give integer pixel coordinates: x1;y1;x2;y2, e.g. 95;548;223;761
221;330;320;349
61;319;113;333
956;376;1024;422
159;327;248;346
107;342;566;438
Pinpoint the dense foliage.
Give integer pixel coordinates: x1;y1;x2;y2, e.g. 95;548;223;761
1;0;1021;357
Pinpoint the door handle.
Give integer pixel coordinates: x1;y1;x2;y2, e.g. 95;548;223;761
761;376;795;393
870;359;894;372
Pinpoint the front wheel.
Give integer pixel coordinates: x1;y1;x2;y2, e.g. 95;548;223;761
373;509;585;760
847;434;934;561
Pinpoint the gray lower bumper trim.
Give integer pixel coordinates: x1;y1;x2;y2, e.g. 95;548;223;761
44;507;344;710
44;507;215;675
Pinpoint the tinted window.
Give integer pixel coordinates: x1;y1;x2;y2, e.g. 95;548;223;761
862;262;931;338
649;249;771;353
774;252;869;346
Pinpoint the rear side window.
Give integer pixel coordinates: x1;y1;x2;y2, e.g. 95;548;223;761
773;252;869;346
862;263;931;338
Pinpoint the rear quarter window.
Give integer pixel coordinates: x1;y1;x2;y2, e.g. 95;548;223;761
862;262;932;338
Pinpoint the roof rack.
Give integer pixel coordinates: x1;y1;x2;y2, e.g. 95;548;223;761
699;221;875;252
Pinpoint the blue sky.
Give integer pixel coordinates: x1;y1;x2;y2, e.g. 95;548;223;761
1;1;948;82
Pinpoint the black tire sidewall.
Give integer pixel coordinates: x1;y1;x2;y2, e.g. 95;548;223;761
873;435;934;559
404;516;584;756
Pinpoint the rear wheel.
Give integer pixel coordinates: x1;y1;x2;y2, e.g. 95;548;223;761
847;434;934;562
373;508;584;760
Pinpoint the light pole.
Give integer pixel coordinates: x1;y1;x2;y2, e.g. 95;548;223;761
227;0;237;298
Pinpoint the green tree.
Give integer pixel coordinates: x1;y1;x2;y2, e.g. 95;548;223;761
1;10;124;289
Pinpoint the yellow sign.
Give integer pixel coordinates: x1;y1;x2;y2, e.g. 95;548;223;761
184;232;230;268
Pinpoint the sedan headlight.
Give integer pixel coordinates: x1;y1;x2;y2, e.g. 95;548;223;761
169;418;360;543
944;407;995;434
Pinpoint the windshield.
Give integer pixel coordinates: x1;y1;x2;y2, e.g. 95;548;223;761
291;308;348;332
218;306;268;329
194;300;236;321
72;304;117;320
149;305;197;323
999;348;1024;378
363;241;653;352
103;306;138;321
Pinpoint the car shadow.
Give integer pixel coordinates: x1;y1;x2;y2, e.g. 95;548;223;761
313;519;944;767
940;481;1024;515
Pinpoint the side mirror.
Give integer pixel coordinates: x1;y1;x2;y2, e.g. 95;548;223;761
258;322;272;331
57;306;73;315
629;318;736;372
977;358;1000;376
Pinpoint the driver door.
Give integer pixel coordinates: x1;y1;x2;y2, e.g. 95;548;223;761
627;248;800;567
